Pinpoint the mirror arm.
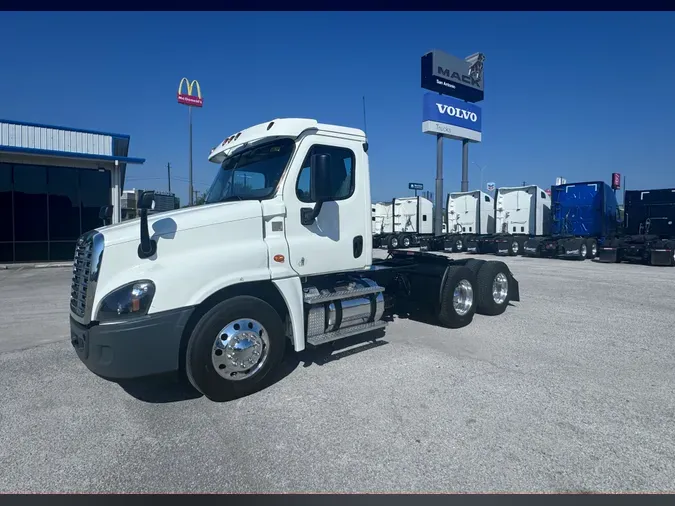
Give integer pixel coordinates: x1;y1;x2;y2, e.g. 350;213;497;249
137;208;157;259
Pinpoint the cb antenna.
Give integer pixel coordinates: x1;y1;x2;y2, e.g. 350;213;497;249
362;96;368;137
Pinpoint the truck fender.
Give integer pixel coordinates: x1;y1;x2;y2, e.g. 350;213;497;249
273;277;306;352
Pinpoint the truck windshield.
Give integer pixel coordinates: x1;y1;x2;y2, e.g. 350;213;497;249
204;138;295;204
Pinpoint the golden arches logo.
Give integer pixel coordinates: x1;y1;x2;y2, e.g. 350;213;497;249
177;77;203;107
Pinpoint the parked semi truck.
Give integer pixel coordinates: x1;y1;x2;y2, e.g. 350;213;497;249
464;185;551;256
68;118;521;402
372;196;435;249
524;180;619;260
444;190;495;253
598;187;675;266
371;201;392;240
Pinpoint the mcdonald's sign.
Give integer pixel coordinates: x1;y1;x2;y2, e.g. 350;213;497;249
177;78;203;107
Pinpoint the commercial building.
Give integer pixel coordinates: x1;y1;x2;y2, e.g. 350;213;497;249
121;189;180;220
0;119;145;263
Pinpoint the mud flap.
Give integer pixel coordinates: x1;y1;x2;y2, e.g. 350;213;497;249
597;247;618;263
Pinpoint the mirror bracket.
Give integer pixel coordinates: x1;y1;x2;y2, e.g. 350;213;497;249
301;202;324;226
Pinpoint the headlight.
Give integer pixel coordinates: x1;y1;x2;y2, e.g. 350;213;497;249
97;280;155;323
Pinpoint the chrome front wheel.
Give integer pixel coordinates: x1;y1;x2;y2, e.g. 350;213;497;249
212;318;270;381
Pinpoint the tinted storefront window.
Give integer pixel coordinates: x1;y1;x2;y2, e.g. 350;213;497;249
1;163;112;263
0;164;13;262
48;166;81;261
13;165;49;261
80;169;111;235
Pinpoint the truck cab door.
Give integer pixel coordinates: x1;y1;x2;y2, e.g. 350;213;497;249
282;135;370;277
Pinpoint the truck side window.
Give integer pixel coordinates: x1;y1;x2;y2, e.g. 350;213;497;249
422;215;427;221
296;145;355;203
484;196;490;202
540;191;546;199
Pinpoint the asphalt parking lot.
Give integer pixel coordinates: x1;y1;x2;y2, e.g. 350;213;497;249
1;252;674;493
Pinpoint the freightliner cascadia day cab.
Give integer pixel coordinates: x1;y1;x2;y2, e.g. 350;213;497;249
445;190;495;253
68;118;520;402
524;181;619;261
464;185;551;256
598;188;675;266
371;196;434;249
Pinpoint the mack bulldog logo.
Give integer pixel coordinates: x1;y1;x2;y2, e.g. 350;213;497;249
467;53;485;83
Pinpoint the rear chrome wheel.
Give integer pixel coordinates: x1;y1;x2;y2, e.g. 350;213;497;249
453;280;474;316
492;272;509;305
474;261;513;316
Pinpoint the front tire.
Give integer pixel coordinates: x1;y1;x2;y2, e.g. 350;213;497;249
185;295;286;402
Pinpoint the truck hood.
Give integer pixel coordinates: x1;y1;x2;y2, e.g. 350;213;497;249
97;201;263;246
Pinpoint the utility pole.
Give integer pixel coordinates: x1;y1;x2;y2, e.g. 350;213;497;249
167;162;172;193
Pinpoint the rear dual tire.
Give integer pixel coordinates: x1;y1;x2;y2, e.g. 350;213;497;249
438;259;514;327
465;259;513;316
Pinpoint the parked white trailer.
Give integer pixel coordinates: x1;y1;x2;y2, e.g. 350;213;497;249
445;190;495;252
465;185;551;256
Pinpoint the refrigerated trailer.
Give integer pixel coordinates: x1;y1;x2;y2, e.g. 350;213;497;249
444;190;495;253
372;196;434;249
524;181;619;260
464;185;551;256
598;188;675;266
67;117;520;402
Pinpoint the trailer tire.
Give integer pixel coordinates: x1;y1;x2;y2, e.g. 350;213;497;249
185;295;286;402
438;266;477;328
508;238;521;256
401;234;412;248
586;239;597;259
474;261;512;316
577;241;587;261
452;237;465;253
387;235;399;249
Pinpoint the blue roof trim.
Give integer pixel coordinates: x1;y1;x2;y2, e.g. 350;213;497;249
0;145;145;164
0;118;131;140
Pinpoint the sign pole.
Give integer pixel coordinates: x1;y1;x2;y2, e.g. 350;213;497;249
435;133;443;237
461;139;469;192
188;105;193;206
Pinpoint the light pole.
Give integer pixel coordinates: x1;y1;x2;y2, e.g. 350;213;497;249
472;161;487;191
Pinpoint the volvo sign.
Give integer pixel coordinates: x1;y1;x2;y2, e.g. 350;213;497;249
422;92;482;142
421;50;485;103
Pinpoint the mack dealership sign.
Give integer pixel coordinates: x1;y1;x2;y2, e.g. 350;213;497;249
421;50;485;103
422;92;482;142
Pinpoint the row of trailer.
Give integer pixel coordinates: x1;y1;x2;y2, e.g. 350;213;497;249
372;181;675;267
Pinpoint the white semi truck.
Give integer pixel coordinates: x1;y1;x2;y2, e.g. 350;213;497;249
445;190;496;253
68;118;520;402
371;201;392;237
465;185;551;256
372;196;434;249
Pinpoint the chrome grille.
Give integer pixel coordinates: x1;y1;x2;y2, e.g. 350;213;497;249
70;236;94;318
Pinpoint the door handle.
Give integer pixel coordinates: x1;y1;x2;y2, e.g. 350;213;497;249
353;236;363;258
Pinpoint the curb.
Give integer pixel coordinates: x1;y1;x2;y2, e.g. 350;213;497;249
1;263;71;270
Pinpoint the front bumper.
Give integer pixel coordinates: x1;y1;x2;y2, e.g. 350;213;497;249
70;307;194;380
